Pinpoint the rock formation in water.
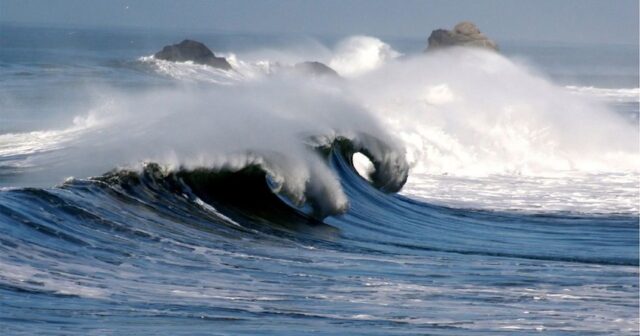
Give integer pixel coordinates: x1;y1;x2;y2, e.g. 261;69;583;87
154;39;232;70
426;21;498;51
292;61;340;77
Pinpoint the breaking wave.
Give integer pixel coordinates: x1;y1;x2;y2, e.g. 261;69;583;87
1;35;638;214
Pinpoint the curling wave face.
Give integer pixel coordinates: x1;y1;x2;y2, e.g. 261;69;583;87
0;143;637;334
1;76;410;217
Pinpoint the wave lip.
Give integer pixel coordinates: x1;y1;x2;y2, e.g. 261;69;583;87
90;131;410;222
327;134;409;193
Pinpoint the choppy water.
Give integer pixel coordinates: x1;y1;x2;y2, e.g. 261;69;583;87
1;24;638;335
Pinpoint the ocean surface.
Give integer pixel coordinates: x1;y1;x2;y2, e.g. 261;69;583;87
0;24;639;335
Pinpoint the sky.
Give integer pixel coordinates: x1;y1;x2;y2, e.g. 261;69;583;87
1;0;638;44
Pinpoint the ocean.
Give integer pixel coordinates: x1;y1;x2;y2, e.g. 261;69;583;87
0;24;638;335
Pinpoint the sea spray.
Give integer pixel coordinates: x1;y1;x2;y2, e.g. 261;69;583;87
2;35;638;212
344;46;639;175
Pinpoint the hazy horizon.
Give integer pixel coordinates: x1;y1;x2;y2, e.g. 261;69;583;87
1;0;638;45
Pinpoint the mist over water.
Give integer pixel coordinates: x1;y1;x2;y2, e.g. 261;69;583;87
2;33;637;213
349;47;638;175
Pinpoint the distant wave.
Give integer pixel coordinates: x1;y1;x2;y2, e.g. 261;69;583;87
138;55;245;84
565;85;640;103
138;35;399;82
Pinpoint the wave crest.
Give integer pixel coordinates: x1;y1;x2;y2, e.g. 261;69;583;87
94;133;409;220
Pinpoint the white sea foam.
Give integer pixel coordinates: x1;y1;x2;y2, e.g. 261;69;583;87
346;48;639;176
139;56;244;84
329;36;401;77
1;78;407;217
0;111;104;169
565;85;640;103
403;172;639;214
2;36;638;214
0;260;107;298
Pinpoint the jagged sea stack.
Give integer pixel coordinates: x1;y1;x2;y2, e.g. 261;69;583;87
426;21;498;51
154;39;232;70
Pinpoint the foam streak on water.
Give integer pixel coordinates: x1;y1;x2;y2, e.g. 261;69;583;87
403;172;639;214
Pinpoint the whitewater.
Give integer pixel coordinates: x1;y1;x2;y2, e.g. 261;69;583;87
0;24;638;335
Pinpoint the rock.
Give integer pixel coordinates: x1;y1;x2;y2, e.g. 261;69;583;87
426;21;498;51
154;39;232;70
453;21;481;36
292;61;339;77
